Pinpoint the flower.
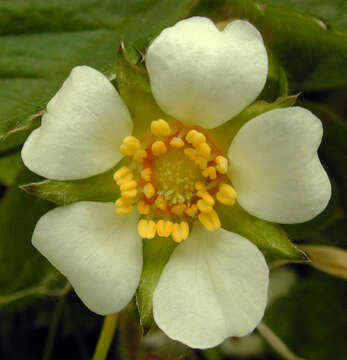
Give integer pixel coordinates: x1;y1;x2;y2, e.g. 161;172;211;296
21;17;331;349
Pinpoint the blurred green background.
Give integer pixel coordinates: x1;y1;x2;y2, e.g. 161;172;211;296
0;1;346;359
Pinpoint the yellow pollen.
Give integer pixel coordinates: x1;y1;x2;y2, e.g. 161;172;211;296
120;180;137;192
143;183;156;199
138;219;156;239
155;195;167;210
215;155;228;174
156;219;174;237
172;221;189;243
195;181;205;191
151;119;171;137
186;130;206;147
171;204;187;216
197;142;211;159
122;188;138;199
152;140;167;156
133;149;147;163
197;199;214;213
170;137;185;148
137;201;151;215
140;168;152;182
198;209;221;231
194;156;208;170
113;166;131;182
120;136;141;156
216;184;237;205
116;204;133;215
202;166;217;180
184;147;197;160
184;204;198;217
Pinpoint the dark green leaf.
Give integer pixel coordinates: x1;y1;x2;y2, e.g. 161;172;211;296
209;95;297;152
217;203;307;262
0;151;22;186
136;236;177;334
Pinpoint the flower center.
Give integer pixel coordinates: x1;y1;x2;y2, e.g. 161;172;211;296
113;119;237;243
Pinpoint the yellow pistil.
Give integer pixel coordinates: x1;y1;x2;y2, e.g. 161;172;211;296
140;168;152;182
151;119;171;137
215;155;228;174
143;183;156;199
169;137;185;148
216;184;237;205
156;220;174;237
152;140;167;156
137;201;151;215
138;219;156;239
202;166;217;180
120;136;141;156
172;221;189;243
198;209;221;231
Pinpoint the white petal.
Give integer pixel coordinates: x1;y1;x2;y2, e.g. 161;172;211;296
153;225;269;349
22;66;132;180
146;17;268;129
32;202;142;315
228;107;331;223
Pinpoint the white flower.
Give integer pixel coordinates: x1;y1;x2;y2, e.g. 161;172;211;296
21;17;331;349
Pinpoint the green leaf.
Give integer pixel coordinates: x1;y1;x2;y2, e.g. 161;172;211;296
0;151;22;186
20;158;131;205
0;166;65;310
217;203;307;262
136;236;177;334
209;95;297;152
0;0;196;150
115;45;174;137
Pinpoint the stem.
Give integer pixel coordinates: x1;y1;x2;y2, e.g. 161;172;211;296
92;313;119;360
42;295;66;360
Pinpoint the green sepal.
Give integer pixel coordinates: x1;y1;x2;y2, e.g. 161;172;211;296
20;158;130;205
209;95;298;152
115;45;174;137
136;236;177;334
217;203;308;263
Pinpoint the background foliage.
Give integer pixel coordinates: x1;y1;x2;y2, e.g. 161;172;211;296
0;0;346;359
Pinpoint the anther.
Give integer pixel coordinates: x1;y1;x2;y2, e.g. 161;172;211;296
215;155;228;174
120;180;137;192
172;221;189;243
184;204;198;217
194;156;208;170
138;219;156;239
155;195;167;210
151;119;171;137
116;204;133;215
122;188;138;199
216;184;237;205
138;201;151;215
143;183;156;199
171;204;186;216
140;168;152;182
120;136;141;156
133;149;147;163
170;137;185;148
156;219;174;237
186;130;206;147
198;209;221;231
113;167;131;183
202;166;217;180
184;147;197;160
152;140;167;156
197;142;211;159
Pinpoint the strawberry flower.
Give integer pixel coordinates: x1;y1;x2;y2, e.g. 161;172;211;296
21;17;331;349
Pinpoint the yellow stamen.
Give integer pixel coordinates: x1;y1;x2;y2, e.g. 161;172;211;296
116;204;133;215
140;168;152;182
195;181;205;191
133;149;147;163
156;220;174;237
151;119;171;137
152;140;167;156
122;188;138;199
137;201;150;215
137;219;156;239
215;155;228;174
169;137;185;148
155;195;167;210
184;204;198;217
120;180;137;192
202;166;217;180
113;167;131;182
172;221;189;243
115;197;131;207
198;209;221;231
184;147;197;160
120;136;141;156
216;184;237;205
197;142;211;159
186;130;206;147
194;156;208;170
143;183;156;199
171;204;187;216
